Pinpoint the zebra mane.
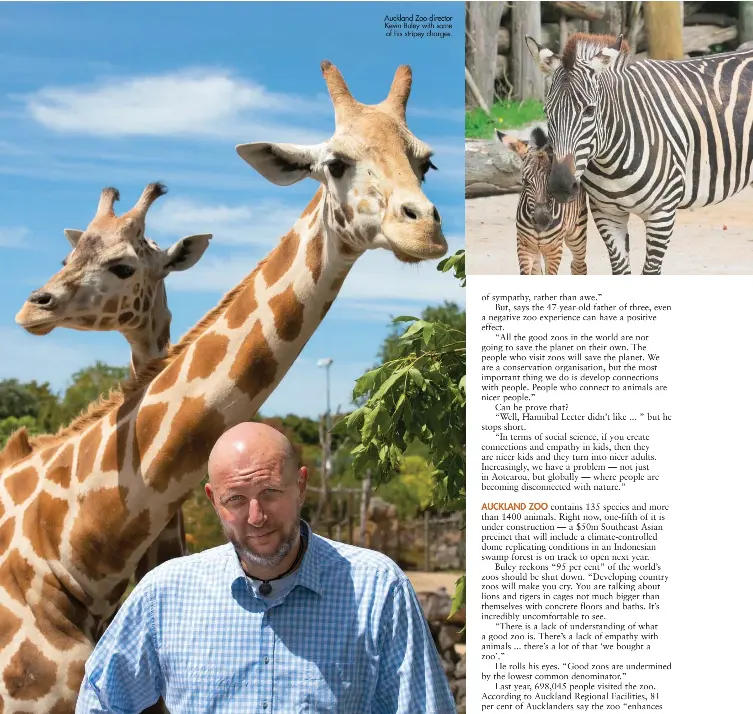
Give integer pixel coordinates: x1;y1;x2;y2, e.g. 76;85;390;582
562;33;630;71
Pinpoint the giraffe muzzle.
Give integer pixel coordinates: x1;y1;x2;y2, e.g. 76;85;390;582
383;197;446;261
15;290;64;334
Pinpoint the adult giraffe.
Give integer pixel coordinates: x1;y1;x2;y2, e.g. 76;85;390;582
14;183;211;587
0;60;446;711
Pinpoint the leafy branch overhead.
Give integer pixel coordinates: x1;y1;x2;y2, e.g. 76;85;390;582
335;250;466;510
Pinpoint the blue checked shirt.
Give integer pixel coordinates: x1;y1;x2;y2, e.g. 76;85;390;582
76;523;456;713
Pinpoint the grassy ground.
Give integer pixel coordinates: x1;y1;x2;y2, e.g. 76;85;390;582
465;99;545;139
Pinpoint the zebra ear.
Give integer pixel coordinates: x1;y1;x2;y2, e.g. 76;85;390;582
525;36;561;75
495;130;528;158
590;35;625;74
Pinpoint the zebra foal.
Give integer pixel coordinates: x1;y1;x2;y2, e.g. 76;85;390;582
497;127;587;275
526;32;753;275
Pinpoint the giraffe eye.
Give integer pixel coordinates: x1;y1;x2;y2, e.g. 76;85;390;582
109;265;135;279
420;159;437;182
327;160;347;179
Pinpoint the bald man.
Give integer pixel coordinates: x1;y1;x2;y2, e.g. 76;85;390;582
77;423;456;714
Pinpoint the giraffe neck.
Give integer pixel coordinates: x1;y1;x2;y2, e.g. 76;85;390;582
47;185;356;610
122;282;171;378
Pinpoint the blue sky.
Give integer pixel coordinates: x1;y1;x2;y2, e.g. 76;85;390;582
0;2;465;419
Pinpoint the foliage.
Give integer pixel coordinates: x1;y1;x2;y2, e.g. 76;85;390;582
438;249;466;288
55;362;130;427
0;416;40;449
339;316;465;506
279;414;320;445
465;99;546;139
373;455;435;520
0;379;58;431
337;254;466;610
379;301;465;364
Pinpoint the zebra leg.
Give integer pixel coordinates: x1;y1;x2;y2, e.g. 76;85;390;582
590;205;631;275
517;235;540;275
565;228;588;275
642;210;677;275
542;241;564;275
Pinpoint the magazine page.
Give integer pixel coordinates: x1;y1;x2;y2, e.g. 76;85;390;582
466;2;751;713
0;2;466;712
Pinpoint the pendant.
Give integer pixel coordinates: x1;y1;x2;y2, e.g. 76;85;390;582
259;581;272;596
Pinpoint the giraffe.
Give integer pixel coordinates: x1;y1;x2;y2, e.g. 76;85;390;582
14;184;212;596
0;60;446;711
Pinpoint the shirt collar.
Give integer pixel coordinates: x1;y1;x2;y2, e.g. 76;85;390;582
227;520;323;598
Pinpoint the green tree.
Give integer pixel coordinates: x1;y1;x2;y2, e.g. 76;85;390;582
55;362;130;427
336;250;466;614
0;379;59;430
0;415;40;449
378;301;465;364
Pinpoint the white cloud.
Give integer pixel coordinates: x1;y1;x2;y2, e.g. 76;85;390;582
23;69;328;142
0;226;33;249
149;197;301;246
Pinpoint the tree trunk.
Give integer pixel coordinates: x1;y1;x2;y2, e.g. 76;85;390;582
643;2;683;60
590;1;625;37
740;3;753;44
511;1;544;101
466;2;505;108
465;139;523;198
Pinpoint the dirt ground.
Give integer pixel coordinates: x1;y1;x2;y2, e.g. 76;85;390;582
467;186;753;275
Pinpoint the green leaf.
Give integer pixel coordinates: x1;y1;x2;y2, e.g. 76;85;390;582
393;315;419;323
408;368;425;388
449;575;466;618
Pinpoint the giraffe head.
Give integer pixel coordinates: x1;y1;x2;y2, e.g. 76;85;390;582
236;61;447;264
15;183;211;346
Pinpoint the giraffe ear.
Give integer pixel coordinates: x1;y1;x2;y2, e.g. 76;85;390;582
162;234;212;275
236;142;324;186
64;229;84;248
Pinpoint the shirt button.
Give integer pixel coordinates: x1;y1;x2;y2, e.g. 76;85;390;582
262;703;268;710
264;656;270;664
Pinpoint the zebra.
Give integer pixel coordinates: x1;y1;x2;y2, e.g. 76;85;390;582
497;127;588;275
526;32;753;275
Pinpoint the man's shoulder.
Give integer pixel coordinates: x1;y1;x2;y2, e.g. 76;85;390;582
311;533;407;586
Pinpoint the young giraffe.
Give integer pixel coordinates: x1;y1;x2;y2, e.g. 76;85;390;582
497;128;588;275
0;61;445;711
15;184;211;588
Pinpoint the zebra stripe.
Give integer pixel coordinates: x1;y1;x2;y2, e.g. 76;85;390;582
529;32;753;275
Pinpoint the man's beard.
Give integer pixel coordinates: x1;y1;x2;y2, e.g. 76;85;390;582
224;522;299;568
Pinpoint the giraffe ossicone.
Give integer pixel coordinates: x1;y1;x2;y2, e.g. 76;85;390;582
0;61;446;711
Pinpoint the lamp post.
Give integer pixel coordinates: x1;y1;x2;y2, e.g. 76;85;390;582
316;358;334;529
317;358;333;429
